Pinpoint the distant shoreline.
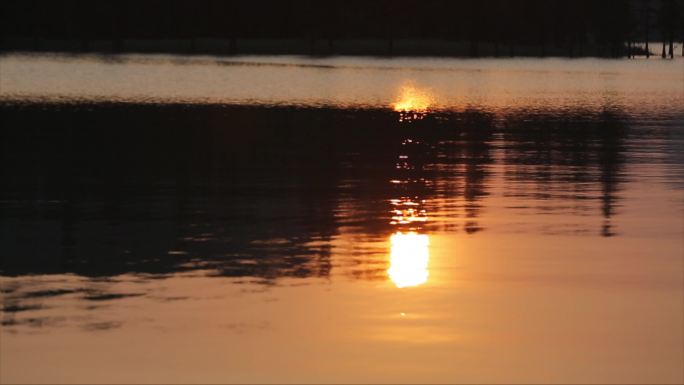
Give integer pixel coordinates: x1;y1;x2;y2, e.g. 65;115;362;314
1;37;672;58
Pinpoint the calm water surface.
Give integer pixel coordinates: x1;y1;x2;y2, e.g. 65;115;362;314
1;54;683;384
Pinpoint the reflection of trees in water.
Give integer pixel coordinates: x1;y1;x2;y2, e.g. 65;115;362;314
1;105;345;284
0;103;653;331
500;108;628;236
441;110;496;234
597;110;627;237
1;104;635;290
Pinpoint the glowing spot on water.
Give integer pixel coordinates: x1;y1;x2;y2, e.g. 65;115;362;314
392;85;434;121
388;232;430;288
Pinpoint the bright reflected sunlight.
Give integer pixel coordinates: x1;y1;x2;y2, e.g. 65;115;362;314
387;232;430;288
392;84;434;122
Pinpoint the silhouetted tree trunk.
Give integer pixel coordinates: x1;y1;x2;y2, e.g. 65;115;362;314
568;36;575;57
228;0;237;54
112;2;125;52
62;3;74;52
640;0;651;58
657;0;680;60
507;32;515;56
78;2;90;53
470;40;479;57
468;0;480;57
661;41;666;57
80;37;89;52
387;3;394;56
577;36;583;56
32;1;43;50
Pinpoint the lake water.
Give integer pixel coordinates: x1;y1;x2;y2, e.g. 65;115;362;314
1;53;683;384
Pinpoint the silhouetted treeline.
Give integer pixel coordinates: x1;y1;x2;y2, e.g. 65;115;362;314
1;0;682;56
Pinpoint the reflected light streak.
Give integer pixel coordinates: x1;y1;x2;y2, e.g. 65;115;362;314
388;232;430;288
390;198;428;226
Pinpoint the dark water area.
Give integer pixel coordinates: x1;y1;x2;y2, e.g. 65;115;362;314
0;103;674;278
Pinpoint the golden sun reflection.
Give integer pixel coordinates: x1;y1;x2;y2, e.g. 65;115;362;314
392;85;434;122
387;232;430;288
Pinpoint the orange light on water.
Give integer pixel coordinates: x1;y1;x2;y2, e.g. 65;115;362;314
389;198;428;226
392;85;434;121
387;232;430;288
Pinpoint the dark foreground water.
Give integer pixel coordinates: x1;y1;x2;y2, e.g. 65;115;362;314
0;54;683;384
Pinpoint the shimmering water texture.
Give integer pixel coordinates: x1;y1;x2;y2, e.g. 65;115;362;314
0;54;683;384
1;53;683;115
